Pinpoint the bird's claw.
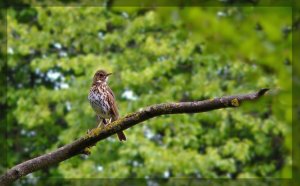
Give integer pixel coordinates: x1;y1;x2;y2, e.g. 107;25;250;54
86;129;92;135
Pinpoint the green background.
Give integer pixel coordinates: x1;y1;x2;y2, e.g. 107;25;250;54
2;5;292;185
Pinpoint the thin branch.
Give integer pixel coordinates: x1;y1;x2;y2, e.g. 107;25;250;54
0;88;269;185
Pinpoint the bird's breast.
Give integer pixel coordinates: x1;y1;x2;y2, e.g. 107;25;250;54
88;85;111;118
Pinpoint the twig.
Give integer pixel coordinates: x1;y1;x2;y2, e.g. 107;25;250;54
0;88;269;185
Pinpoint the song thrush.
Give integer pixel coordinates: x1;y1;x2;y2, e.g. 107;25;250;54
88;69;126;141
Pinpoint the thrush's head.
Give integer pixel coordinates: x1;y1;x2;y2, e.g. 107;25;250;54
92;70;112;84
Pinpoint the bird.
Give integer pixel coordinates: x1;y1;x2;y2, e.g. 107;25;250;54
88;69;126;141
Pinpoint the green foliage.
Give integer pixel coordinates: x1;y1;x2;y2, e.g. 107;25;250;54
4;6;292;184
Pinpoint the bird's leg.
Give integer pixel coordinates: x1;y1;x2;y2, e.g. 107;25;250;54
102;118;112;128
95;117;107;132
97;115;103;128
102;118;107;125
86;116;102;135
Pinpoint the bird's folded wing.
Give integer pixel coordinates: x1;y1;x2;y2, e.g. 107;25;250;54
107;86;119;119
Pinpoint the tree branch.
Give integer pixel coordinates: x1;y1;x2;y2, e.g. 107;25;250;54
0;88;269;185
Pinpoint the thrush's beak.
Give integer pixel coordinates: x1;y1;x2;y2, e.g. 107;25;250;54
107;73;112;76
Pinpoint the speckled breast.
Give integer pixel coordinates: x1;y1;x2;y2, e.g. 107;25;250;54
88;85;111;119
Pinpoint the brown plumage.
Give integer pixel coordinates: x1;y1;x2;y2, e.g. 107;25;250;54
88;70;126;141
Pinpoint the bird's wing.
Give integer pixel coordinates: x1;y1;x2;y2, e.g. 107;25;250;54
106;86;119;120
107;86;115;98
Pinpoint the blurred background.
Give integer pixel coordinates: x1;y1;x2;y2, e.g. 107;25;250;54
2;5;292;185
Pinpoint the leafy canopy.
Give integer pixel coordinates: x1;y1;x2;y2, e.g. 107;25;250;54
4;6;292;182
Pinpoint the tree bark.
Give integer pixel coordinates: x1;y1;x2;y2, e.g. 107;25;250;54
0;88;269;186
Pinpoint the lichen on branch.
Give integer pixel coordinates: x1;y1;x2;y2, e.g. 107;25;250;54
0;89;269;186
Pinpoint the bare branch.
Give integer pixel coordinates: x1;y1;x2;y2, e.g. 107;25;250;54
0;89;269;185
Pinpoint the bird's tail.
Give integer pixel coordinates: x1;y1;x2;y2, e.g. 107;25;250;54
117;131;126;141
112;116;126;141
